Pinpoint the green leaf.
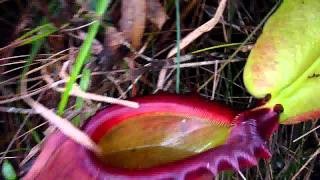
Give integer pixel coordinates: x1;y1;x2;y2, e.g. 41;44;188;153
57;0;110;116
2;160;17;180
73;68;91;126
191;43;242;54
17;23;57;46
175;0;181;94
243;0;320;123
244;0;320;98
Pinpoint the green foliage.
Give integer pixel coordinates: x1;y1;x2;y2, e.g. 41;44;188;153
73;68;92;126
191;43;242;54
16;23;57;47
57;0;110;116
2;160;17;180
244;0;320;98
243;0;320;123
175;0;181;94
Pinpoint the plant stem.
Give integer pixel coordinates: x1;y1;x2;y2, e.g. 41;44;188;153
57;0;110;116
175;0;181;94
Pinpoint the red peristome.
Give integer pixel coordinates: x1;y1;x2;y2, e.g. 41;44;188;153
24;94;280;180
234;107;281;140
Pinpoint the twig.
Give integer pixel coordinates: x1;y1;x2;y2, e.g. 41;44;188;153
62;21;96;32
20;68;102;155
58;61;139;108
157;0;227;90
17;122;48;140
107;75;127;99
167;0;227;58
291;148;320;180
197;1;281;92
165;59;243;69
211;60;219;100
22;96;102;155
0;80;66;104
293;125;320;143
0;106;37;114
238;170;247;180
0;96;34;165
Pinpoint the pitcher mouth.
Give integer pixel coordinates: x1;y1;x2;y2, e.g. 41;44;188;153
24;94;281;179
82;94;237;171
82;95;280;176
83;109;277;179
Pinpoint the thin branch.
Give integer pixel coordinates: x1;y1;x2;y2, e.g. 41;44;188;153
22;97;102;155
293;125;320;143
291;148;320;180
167;0;227;58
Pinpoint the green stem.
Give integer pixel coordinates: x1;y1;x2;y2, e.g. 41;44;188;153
57;0;110;116
175;0;181;94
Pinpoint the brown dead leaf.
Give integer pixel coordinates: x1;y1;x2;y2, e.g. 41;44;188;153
105;26;125;52
120;0;146;49
100;26;128;70
146;0;168;29
48;35;65;53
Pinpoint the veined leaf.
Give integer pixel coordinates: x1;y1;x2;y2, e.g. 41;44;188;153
2;160;17;180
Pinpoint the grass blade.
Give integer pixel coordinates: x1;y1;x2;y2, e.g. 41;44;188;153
57;0;110;116
175;0;181;94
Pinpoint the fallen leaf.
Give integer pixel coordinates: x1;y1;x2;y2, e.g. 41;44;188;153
48;35;65;53
146;0;168;29
120;0;146;49
105;26;125;53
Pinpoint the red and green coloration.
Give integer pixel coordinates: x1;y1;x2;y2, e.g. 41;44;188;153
25;0;320;179
24;94;280;179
